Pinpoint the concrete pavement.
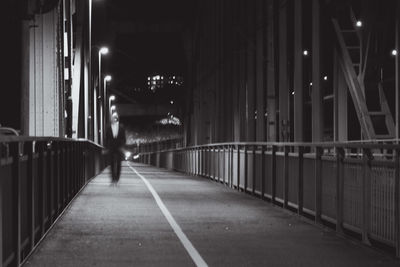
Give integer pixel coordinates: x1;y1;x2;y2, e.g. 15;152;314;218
24;162;399;266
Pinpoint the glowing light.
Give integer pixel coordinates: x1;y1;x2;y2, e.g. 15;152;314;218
133;154;139;160
303;50;309;56
109;95;116;101
323;76;328;81
99;47;109;54
309;82;313;86
105;75;112;82
392;49;398;56
156;116;182;126
125;151;131;159
170;100;174;104
110;105;116;112
356;21;362;28
292;91;295;95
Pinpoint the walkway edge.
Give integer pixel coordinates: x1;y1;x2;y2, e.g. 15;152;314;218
21;169;104;267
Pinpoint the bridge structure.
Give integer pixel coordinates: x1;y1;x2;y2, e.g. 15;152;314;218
2;0;400;266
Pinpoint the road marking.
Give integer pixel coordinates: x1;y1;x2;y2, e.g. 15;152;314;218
128;164;208;267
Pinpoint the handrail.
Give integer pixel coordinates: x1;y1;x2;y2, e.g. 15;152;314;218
141;139;400;153
0;136;104;148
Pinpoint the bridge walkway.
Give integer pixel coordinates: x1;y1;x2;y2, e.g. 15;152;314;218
24;162;398;266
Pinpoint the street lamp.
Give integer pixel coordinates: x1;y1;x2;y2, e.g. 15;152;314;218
97;46;108;145
100;74;112;145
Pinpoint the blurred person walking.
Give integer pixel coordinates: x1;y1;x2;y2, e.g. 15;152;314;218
105;113;126;185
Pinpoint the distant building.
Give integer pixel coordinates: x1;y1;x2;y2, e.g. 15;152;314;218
147;75;183;91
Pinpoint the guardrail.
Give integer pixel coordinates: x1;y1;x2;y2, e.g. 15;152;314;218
138;138;183;154
139;141;400;256
0;136;106;267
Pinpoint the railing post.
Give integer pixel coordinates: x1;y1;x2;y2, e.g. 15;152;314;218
362;148;372;245
39;142;46;237
272;145;277;204
315;146;322;223
0;142;3;267
252;145;256;195
48;142;54;225
237;145;241;191
395;148;400;257
244;145;248;192
10;142;21;266
261;145;265;199
223;146;226;184
283;146;289;208
336;147;345;234
230;145;234;187
27;141;35;250
298;146;304;215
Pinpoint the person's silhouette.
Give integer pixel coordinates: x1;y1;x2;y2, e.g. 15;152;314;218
105;114;126;184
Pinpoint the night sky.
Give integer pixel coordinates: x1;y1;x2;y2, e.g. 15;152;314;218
92;0;192;140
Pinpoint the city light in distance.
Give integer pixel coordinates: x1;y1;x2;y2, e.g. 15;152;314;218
303;50;309;56
356;21;362;28
392;49;398;56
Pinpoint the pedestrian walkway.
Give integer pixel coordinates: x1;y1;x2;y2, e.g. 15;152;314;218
24;162;398;267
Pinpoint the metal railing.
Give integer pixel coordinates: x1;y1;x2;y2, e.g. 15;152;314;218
0;136;106;267
139;141;400;256
138;138;183;154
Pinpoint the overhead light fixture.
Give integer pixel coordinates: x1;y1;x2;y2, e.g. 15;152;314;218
99;47;109;55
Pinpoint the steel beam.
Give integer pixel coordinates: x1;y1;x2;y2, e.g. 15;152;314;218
293;0;304;142
312;0;323;142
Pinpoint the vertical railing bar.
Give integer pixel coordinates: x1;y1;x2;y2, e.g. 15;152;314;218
11;142;21;266
244;145;248;193
395;148;400;257
283;145;289;208
48;142;54;225
252;145;256;195
261;145;265;200
298;145;304;215
362;148;372;245
230;145;234;187
272;145;277;204
336;147;345;234
0;142;3;267
237;145;241;191
27;141;35;250
41;143;46;237
315;146;322;224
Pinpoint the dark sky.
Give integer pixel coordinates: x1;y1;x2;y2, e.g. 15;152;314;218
92;0;193;102
91;0;193;136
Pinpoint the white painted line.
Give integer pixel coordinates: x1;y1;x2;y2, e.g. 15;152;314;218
128;164;208;267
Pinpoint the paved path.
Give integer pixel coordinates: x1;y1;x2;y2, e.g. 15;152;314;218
24;162;399;267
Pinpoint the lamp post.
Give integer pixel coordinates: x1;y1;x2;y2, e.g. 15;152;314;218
97;46;108;144
101;75;112;145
